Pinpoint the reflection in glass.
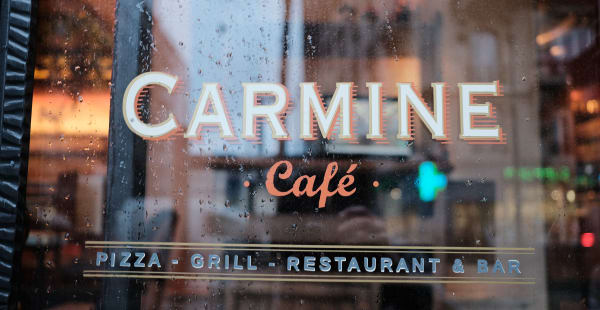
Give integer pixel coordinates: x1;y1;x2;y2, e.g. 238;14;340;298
17;0;600;309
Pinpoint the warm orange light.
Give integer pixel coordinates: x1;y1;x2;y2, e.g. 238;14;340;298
33;68;50;80
536;16;575;46
586;99;599;114
30;90;110;136
549;45;566;57
569;90;583;102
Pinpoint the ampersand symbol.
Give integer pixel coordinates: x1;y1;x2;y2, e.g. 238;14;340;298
452;259;464;273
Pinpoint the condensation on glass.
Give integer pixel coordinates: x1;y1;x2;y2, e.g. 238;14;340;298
17;0;600;309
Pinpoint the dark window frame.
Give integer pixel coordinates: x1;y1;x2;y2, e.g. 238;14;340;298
0;0;37;307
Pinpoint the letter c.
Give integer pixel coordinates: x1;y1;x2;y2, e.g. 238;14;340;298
266;160;293;196
122;72;179;139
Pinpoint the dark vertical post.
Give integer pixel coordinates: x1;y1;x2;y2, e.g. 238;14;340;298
0;0;37;307
101;0;153;309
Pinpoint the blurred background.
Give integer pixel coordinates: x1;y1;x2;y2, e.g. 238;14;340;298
17;0;600;309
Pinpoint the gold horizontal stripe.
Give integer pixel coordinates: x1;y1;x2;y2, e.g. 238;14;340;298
83;270;535;280
84;245;533;255
85;241;534;252
82;273;535;285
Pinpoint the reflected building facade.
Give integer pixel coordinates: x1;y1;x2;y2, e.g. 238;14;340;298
16;0;600;309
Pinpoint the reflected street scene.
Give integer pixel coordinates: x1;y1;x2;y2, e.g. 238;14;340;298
16;0;600;309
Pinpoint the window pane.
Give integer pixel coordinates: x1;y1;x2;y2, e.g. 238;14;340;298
17;0;600;309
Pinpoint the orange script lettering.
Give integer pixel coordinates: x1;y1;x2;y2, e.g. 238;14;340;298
265;160;357;208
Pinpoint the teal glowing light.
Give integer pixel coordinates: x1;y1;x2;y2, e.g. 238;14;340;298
417;161;447;202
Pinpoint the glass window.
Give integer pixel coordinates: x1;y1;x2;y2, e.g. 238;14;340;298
13;0;600;309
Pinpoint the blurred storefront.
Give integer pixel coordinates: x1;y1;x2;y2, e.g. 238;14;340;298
0;0;598;309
